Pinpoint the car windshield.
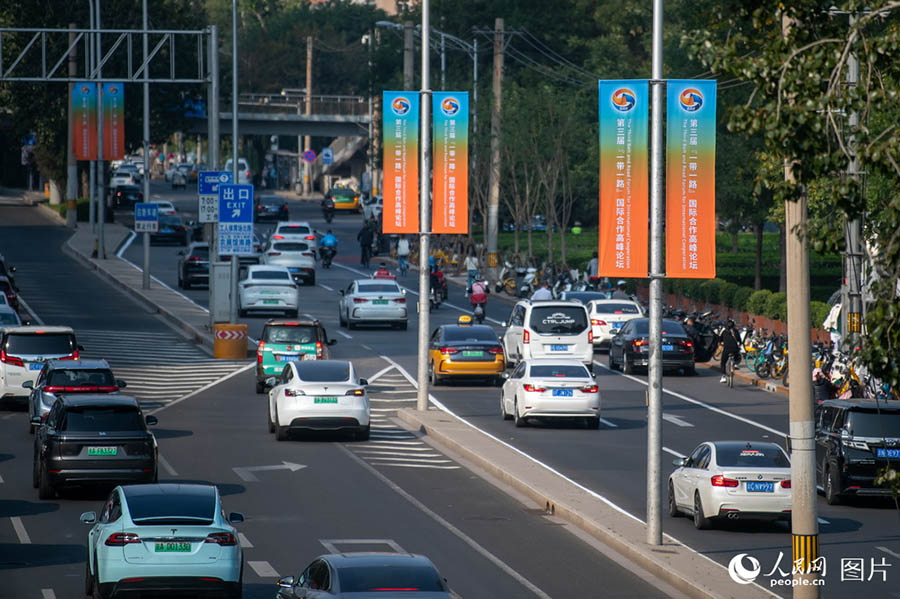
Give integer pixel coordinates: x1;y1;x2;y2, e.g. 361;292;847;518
61;405;143;432
847;410;900;438
263;326;317;345
4;333;74;355
114;171;130;177
631;320;686;336
190;247;210;260
260;197;283;206
331;189;356;197
273;242;309;252
49;369;115;386
0;312;20;325
278;225;310;234
296;362;349;382
357;283;400;294
528;306;588;335
715;444;790;468
594;302;641;314
443;327;497;342
338;565;446;593
530;364;590;378
159;215;181;225
126;488;216;524
252;270;291;281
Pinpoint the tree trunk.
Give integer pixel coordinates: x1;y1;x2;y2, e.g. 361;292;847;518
731;229;739;253
754;222;764;290
779;223;787;293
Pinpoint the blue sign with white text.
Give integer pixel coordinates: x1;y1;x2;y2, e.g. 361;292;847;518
218;184;254;255
134;202;158;233
198;170;233;195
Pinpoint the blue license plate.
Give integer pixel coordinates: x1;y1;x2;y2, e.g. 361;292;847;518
745;481;774;493
550;344;568;351
552;389;573;397
876;448;900;458
28;362;43;370
662;344;674;351
288;267;300;272
611;322;623;329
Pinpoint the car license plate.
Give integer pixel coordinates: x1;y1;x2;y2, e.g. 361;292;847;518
745;481;774;493
314;397;338;404
552;389;573;397
612;322;623;329
276;354;300;362
662;344;674;351
876;448;900;458
28;362;43;370
87;447;117;456
155;542;191;553
372;300;388;305
263;300;279;305
462;350;483;357
550;344;568;351
288;267;300;272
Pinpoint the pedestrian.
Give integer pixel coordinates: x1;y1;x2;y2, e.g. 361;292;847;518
531;281;553;301
586;251;599;289
611;280;630;300
719;320;742;383
396;235;410;275
357;222;374;268
464;250;479;293
823;302;842;355
683;316;699;347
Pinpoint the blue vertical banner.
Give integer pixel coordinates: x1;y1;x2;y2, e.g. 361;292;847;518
432;92;469;234
382;91;420;234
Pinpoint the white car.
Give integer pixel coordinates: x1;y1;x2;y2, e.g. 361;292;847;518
668;441;792;529
338;279;408;330
270;221;318;255
500;359;600;428
267;360;370;441
110;170;136;189
587;299;644;350
362;195;383;221
224;158;252;185
501;300;593;370
1;326;79;401
238;265;300;317
261;240;316;285
155;200;177;215
81;484;244;599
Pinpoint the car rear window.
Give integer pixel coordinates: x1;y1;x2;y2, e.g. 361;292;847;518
126;490;216;524
715;444;790;468
528;306;588;335
277;225;311;234
4;333;74;356
263;326;318;344
594;303;640;314
338;565;446;593
296;362;349;382
530;364;591;378
159;215;181;225
846;410;900;438
252;270;291;281
631;320;686;336
564;292;609;304
260;197;283;205
443;327;497;342
49;369;115;387
62;405;143;432
273;242;309;252
0;312;19;325
357;283;401;294
190;247;210;260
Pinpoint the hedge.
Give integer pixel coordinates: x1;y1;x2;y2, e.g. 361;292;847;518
765;292;788;321
810;301;831;329
732;287;754;312
747;289;773;315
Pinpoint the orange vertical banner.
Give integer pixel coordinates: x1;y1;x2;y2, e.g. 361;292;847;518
382;92;419;234
432;92;468;234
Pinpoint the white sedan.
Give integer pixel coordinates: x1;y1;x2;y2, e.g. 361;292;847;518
587;299;644;350
155;200;177;215
110;170;136;189
260;240;316;285
238;265;299;317
270;221;318;255
500;359;600;428
338;279;407;330
267;360;370;441
668;441;792;529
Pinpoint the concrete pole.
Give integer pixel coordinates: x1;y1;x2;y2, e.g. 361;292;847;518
96;0;106;259
304;36;313;196
485;18;503;284
416;0;432;412
230;0;239;324
142;0;151;290
208;24;220;330
88;0;96;232
403;22;414;90
844;12;862;344
646;0;664;546
66;24;78;228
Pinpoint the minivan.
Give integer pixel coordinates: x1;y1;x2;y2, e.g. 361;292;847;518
502;300;593;371
0;326;81;401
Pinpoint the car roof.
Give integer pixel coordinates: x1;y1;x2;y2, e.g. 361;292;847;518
521;299;586;307
277;220;312;227
322;552;435;569
0;325;74;334
522;358;590;366
591;298;640;304
265;319;321;327
45;358;111;370
121;483;217;500
818;399;900;411
58;394;139;408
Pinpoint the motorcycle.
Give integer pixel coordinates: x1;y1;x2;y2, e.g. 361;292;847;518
429;285;442;311
496;261;517;295
321;198;334;223
320;246;336;269
470;283;489;324
517;266;538;298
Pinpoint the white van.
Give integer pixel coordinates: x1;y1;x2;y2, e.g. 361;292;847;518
0;326;80;400
502;300;593;371
224;158;253;185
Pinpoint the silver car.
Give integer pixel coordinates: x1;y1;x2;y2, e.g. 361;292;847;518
238;265;300;317
338;279;407;330
261;240;317;285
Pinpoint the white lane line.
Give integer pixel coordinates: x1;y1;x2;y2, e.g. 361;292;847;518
338;445;551;599
41;589;56;599
238;533;254;548
336;330;353;339
158;454;178;477
148;363;255;415
598;417;618;428
358;445;435;452
15;294;44;325
370;397;419;403
355;450;445;458
663;446;687;459
877;546;900;560
367;462;461;470
380;390;419;394
319;283;334;291
593;360;788;438
357;455;452;464
662;413;694;428
0;473;4;483
10;516;31;544
116;231;137;258
367;365;396;383
818;518;831;525
248;560;279;577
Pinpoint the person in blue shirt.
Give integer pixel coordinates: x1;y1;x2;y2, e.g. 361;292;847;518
319;229;338;259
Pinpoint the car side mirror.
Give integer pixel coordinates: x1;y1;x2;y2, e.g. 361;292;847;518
840;428;850;440
401;289;407;296
145;415;158;426
276;576;295;589
31;416;42;425
117;379;127;388
265;377;277;387
22;319;31;326
80;511;97;524
501;372;510;379
328;339;337;346
9;266;15;273
229;511;244;524
22;380;33;389
672;457;687;468
358;378;368;386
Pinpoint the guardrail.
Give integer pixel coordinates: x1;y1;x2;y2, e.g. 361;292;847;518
236;93;368;117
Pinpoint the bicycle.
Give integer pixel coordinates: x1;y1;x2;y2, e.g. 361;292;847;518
397;253;409;276
725;353;738;388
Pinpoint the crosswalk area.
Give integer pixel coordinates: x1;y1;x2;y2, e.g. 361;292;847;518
347;365;459;471
77;329;249;409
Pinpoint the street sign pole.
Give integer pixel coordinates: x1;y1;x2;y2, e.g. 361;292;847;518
142;0;150;289
143;232;150;289
201;170;233;327
134;202;158;288
416;0;431;412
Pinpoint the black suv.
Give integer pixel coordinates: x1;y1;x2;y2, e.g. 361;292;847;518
177;242;210;289
112;184;143;209
255;195;290;222
815;399;900;504
32;394;158;499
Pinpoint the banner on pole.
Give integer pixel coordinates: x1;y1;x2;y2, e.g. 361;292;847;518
666;80;717;278
102;83;125;161
72;82;98;161
432;92;469;234
382;91;419;234
597;80;649;278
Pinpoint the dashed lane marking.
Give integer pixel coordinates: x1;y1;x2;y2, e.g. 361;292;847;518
319;283;334;292
337;330;353;339
238;533;254;548
10;516;31;544
41;589;56;599
158;454;178;477
662;413;694;428
248;561;279;577
598;417;618;428
877;546;900;560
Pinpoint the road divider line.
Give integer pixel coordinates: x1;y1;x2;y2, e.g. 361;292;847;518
10;516;31;544
238;533;254;548
148;363;255;415
15;294;44;325
0;473;4;483
662;413;694;428
115;231;137;258
318;283;334;291
817;518;830;525
367;365;395;383
877;546;900;560
597;417;618;428
41;589;56;599
336;330;352;339
158;454;178;477
662;446;686;459
248;560;279;577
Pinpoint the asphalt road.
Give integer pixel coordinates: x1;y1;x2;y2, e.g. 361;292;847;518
0;195;672;598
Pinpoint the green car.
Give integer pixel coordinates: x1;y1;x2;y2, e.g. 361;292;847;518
325;187;361;212
256;319;336;393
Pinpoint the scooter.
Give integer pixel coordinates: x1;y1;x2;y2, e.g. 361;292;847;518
517;266;538;298
470;283;488;324
320;246;336;269
429;285;442;311
321;198;334;223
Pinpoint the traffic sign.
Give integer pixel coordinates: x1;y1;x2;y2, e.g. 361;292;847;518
218;184;254;255
321;147;334;165
198;170;234;223
134;202;158;233
302;149;317;163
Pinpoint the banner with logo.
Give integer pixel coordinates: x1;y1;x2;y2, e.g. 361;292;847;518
102;83;125;161
382;91;419;234
432;92;469;234
666;80;717;278
597;80;649;278
72;82;98;161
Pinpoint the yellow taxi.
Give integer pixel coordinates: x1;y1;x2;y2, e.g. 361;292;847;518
428;316;505;385
325;187;361;212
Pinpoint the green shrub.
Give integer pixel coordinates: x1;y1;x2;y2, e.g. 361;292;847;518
764;292;788;321
720;282;740;307
810;301;831;330
683;279;703;301
747;289;773;315
732;287;754;311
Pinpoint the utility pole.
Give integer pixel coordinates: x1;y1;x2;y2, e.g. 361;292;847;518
842;12;863;345
304;36;313;196
207;24;220;331
416;0;432;412
367;28;374;194
96;0;106;259
485;18;503;285
403;21;414;90
782;12;819;597
88;0;95;232
141;0;151;290
230;0;239;324
66;23;78;228
440;33;446;91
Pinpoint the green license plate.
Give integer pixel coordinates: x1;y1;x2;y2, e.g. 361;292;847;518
155;542;191;553
87;447;117;456
372;300;388;305
263;299;279;304
314;397;338;404
462;351;483;357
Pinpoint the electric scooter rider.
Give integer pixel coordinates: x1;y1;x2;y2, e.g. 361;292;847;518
470;279;489;323
429;258;442;308
319;229;338;266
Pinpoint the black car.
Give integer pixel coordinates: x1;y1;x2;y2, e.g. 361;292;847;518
256;195;290;222
559;291;612;304
177;242;210;289
32;394;158;498
0;253;17;291
815;399;900;504
149;214;190;246
112;184;143;209
607;318;695;375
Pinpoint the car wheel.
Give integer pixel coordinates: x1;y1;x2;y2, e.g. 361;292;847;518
84;555;94;596
825;465;842;505
275;423;289;441
182;277;191;290
339;309;346;327
693;492;712;530
348;319;357;330
668;481;681;517
685;365;697;376
308;274;316;286
622;355;634;375
429;363;441;386
32;453;39;488
500;394;512;420
586;417;600;430
356;426;370;441
513;400;526;428
608;350;618;371
38;464;55;500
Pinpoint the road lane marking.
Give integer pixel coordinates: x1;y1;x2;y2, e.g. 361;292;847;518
598;417;618;428
367;462;461;470
318;283;334;291
41;590;56;599
663;447;687;459
115;231;137;258
336;330;352;339
877;546;900;560
15;294;44;325
158;454;178;477
662;413;694;427
238;533;254;548
248;561;279;577
148;363;255;415
10;516;31;544
817;518;830;525
367;365;395;382
320;538;405;554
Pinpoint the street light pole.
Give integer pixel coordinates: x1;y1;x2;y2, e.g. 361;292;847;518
416;0;432;412
87;0;96;232
229;0;239;323
96;0;106;259
142;0;151;290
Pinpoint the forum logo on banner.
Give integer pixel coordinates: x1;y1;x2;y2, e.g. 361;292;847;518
432;92;469;234
597;80;649;278
72;82;98;161
102;83;125;161
382;91;420;234
666;80;717;278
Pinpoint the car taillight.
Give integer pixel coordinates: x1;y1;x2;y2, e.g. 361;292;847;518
256;341;265;363
710;475;740;488
43;385;118;393
588;330;593;343
0;350;24;368
281;205;288;211
302;252;315;257
591;319;607;326
267;252;281;256
105;532;141;546
488;347;503;354
633;339;647;347
353;298;368;303
580;385;599;393
205;532;237;546
393;298;406;303
304;235;315;240
188;256;202;261
59;350;79;360
272;235;285;240
439;347;458;355
315;341;323;358
344;388;364;396
284;388;304;397
244;170;250;178
523;384;546;393
780;480;791;489
523;330;530;344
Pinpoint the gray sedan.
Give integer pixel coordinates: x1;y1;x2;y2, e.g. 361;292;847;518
338;279;408;330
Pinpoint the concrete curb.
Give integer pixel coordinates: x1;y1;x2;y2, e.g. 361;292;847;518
34;201;67;226
398;408;777;599
700;361;789;397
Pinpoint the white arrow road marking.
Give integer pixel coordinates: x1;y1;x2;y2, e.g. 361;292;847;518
662;413;694;427
248;561;279;577
41;590;56;599
233;461;306;482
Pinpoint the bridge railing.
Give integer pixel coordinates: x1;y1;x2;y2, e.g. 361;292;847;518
236;93;368;117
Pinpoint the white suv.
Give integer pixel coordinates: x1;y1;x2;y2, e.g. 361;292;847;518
501;300;593;370
224;158;252;185
1;326;80;401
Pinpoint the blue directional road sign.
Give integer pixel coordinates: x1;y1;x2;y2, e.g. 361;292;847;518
217;184;254;255
134;202;158;233
321;147;334;165
198;171;233;223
